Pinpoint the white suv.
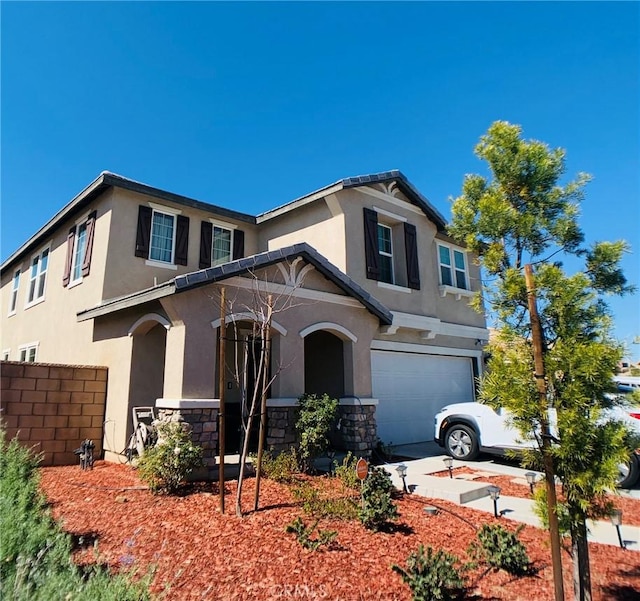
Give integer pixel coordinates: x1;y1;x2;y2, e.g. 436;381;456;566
434;401;640;488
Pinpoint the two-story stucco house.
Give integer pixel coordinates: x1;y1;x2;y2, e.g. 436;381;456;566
1;170;488;462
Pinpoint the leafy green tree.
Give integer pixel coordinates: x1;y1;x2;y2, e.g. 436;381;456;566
449;121;634;601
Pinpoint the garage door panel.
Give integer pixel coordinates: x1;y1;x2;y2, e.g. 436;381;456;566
372;350;475;445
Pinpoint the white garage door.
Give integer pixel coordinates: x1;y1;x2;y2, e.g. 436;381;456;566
372;350;475;446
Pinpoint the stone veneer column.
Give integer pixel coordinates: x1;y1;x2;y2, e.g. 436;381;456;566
155;399;219;468
265;397;378;455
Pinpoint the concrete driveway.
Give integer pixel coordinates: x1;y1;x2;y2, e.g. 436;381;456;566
389;441;640;499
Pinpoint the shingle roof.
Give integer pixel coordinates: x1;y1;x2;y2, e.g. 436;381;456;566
174;242;393;325
257;170;447;231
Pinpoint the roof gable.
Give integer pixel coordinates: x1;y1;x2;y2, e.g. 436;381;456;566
257;170;447;231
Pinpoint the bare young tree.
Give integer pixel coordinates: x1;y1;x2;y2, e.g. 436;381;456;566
207;261;311;516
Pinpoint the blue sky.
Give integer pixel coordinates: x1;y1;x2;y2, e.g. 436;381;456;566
2;2;638;358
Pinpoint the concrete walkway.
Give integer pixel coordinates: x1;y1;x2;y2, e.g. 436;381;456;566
380;450;640;551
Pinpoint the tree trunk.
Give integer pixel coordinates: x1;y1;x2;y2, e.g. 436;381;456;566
525;264;565;601
571;517;592;601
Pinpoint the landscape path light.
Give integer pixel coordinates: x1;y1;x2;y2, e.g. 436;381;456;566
396;463;409;494
611;509;626;549
443;456;454;479
525;471;537;494
488;485;501;518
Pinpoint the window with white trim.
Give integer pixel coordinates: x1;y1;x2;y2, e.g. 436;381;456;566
26;247;49;305
19;343;38;363
9;269;20;315
438;243;468;290
377;223;394;284
150;210;176;263
70;221;88;283
212;225;232;266
2;349;10;361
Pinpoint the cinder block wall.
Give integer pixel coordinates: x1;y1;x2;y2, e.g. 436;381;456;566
1;361;108;466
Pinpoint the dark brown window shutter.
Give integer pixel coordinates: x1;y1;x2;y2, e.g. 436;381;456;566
62;226;75;287
199;221;213;269
232;229;245;260
363;207;379;280
404;222;420;290
135;205;152;258
175;215;190;266
81;211;97;277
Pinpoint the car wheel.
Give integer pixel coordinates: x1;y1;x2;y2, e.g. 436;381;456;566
617;453;640;489
444;424;479;461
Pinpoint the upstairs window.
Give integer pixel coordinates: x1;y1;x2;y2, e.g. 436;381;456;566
199;220;245;269
377;224;394;284
438;244;468;290
63;211;97;287
9;269;20;315
135;204;189;267
26;247;49;306
212;226;232;266
150;210;175;263
363;207;420;290
19;343;38;362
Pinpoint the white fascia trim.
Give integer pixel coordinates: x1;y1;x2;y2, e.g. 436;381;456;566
211;312;288;336
223;275;365;310
383;311;489;340
371;339;484;359
156;399;220;410
148;201;182;215
128;313;172;336
373;206;407;223
354;187;423;216
208;218;237;230
145;259;178;270
299;322;357;343
439;285;474;300
377;281;412;294
339;397;378;406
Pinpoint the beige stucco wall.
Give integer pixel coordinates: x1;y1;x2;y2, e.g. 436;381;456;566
0;193;112;365
258;195;347;271
259;185;485;332
101;188;258;300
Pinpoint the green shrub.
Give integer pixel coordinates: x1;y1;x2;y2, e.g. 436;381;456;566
295;394;339;473
358;466;398;531
334;452;360;490
285;517;337;551
137;419;203;494
393;545;467;601
0;428;152;600
468;523;532;576
259;447;300;483
291;480;358;520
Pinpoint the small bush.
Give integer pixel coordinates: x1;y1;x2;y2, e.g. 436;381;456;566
259;447;300;483
358;466;398;531
468;523;532;576
285;517;337;551
296;393;339;473
292;480;358;520
393;544;467;601
334;452;360;490
0;428;151;600
137;419;203;494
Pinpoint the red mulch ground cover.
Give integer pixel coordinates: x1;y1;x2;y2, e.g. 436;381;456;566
40;462;639;601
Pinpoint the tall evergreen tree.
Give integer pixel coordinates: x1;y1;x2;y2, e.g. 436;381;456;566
449;121;635;601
